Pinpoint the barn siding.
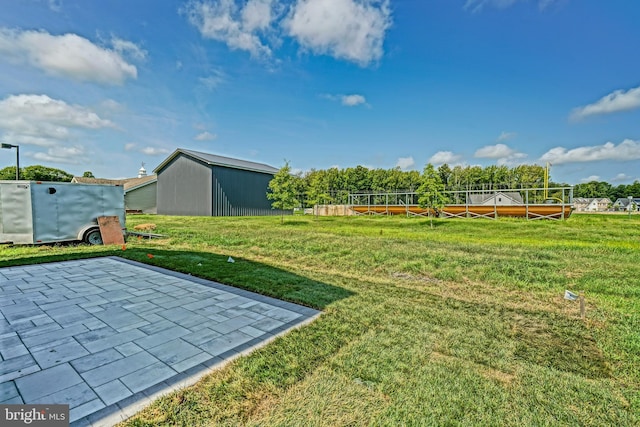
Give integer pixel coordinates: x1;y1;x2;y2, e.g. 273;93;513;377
211;165;278;216
125;182;157;213
157;155;212;215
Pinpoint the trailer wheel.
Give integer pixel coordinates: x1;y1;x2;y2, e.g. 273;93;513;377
83;228;103;245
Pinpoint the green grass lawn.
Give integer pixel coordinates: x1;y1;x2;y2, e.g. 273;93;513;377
2;214;639;425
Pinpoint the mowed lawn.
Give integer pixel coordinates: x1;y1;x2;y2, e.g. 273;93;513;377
1;214;639;425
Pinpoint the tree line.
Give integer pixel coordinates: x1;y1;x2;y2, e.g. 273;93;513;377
572;180;640;201
3;163;638;205
269;162;640;209
277;163;557;207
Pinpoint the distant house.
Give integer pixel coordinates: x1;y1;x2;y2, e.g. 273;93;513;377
612;197;640;211
573;197;612;212
468;191;523;206
71;177;130;185
154;148;283;217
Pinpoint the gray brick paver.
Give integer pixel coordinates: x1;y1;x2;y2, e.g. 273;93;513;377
0;335;29;360
210;315;255;334
93;307;146;330
170;352;213;372
21;323;87;348
83;328;147;354
15;363;83;401
0;256;319;426
81;351;160;387
69;398;106;423
39;381;98;409
181;328;222;346
135;326;190;350
146;339;201;365
0;380;19;401
119;361;176;393
37;296;89;312
0;395;24;404
94;379;132;406
199;330;253;356
71;348;124;373
31;337;89;369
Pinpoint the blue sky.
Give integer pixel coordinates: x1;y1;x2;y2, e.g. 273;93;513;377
0;0;639;185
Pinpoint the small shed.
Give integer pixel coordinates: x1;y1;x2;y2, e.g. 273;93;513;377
124;175;157;213
469;191;523;206
154;148;281;216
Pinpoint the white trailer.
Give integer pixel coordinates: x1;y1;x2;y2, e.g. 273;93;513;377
0;181;125;245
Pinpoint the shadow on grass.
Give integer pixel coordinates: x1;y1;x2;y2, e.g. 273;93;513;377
0;246;353;310
421;294;612;380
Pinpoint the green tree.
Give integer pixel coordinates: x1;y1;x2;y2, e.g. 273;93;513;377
0;165;73;181
417;163;448;228
267;161;298;224
0;166;19;180
304;169;332;212
82;171;95;178
437;163;452;188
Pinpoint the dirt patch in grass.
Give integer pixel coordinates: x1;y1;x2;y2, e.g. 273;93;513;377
247;367;388;426
510;313;611;379
430;351;516;386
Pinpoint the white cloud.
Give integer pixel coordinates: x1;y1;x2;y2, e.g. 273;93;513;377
0;94;114;148
475;143;516;159
395;156;415;170
48;0;62;12
199;69;226;90
429;151;463;165
322;93;368;107
195;131;217;141
183;0;273;58
285;0;392;66
464;0;558;12
475;143;527;165
612;173;633;182
540;139;640;164
580;175;600;183
242;0;275;32
496;131;517;142
28;145;87;165
111;37;147;61
123;143;170;156
341;94;367;107
465;0;518;12
570;86;640;121
183;0;392;66
100;99;124;111
538;0;561;10
0;28;140;85
140;146;171;156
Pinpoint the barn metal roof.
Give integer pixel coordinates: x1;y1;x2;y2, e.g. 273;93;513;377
154;148;279;175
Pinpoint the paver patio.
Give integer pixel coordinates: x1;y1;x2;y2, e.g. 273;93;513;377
0;256;320;426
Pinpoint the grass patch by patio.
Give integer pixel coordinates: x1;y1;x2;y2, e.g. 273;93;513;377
1;213;638;425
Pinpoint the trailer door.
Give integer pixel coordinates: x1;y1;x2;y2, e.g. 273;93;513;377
0;182;34;244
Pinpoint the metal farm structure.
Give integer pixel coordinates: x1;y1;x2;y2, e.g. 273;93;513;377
154;148;285;217
348;187;574;220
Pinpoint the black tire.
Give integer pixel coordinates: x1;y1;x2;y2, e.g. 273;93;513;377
83;228;103;245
